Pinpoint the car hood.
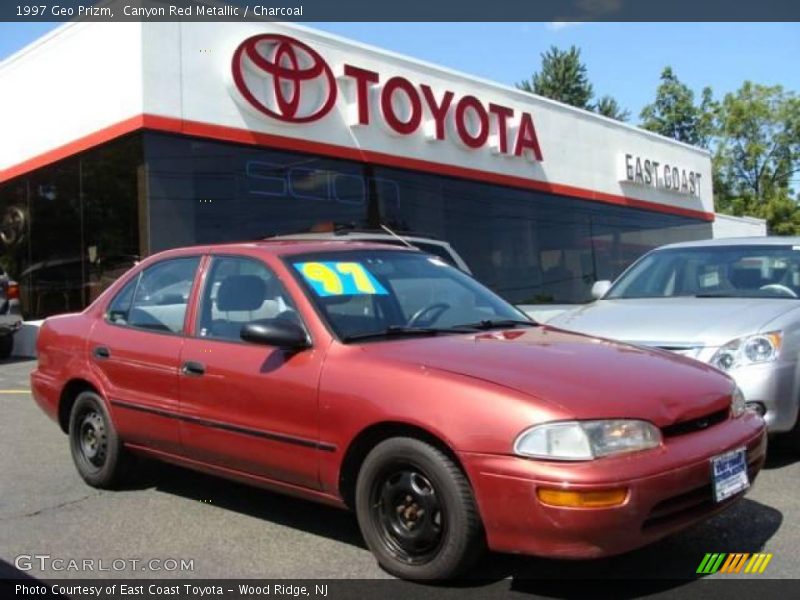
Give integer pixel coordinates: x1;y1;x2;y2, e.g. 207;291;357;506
360;327;733;429
548;297;800;348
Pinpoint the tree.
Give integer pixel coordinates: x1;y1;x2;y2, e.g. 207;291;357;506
715;83;800;204
713;82;800;233
517;45;593;110
595;95;630;122
518;46;629;119
640;67;715;147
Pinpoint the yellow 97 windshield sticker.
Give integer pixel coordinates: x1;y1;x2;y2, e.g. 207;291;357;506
294;262;389;297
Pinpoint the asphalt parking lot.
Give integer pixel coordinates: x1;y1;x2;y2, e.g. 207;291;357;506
1;358;798;594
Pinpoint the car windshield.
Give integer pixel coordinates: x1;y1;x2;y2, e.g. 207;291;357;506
371;239;459;268
287;250;531;341
607;245;800;300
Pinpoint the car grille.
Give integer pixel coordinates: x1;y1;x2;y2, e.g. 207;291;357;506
641;451;761;532
656;344;700;354
624;341;703;358
661;409;729;437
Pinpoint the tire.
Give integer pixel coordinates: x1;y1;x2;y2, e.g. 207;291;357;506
68;391;132;488
354;437;485;580
0;334;13;360
778;414;800;455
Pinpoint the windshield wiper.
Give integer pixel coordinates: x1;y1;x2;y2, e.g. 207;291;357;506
342;325;478;343
451;318;537;330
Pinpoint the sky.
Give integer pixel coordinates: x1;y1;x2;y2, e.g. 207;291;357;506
1;21;798;121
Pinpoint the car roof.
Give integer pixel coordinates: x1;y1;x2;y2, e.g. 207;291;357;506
659;236;799;250
154;239;422;260
270;231;448;245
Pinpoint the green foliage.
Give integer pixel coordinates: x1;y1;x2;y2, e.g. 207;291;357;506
595;95;630;122
517;45;594;110
517;45;630;121
640;67;716;147
712;82;800;233
638;68;800;234
714;83;799;201
520;49;800;235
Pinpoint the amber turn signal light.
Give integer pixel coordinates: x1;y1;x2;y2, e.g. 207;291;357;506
537;487;628;508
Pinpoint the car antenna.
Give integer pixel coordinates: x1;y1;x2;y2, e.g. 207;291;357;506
379;224;415;249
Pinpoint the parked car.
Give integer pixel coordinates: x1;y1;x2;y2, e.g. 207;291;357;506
549;237;800;443
31;241;765;580
0;265;22;359
270;227;472;273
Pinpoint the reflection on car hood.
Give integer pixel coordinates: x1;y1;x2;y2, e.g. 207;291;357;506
548;297;800;347
361;327;733;428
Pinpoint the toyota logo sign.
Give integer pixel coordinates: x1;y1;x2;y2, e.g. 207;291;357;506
230;33;543;163
231;34;337;123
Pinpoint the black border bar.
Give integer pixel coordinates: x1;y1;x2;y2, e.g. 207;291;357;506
2;0;799;22
3;578;800;600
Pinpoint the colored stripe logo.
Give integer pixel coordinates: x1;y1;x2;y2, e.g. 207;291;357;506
697;553;773;574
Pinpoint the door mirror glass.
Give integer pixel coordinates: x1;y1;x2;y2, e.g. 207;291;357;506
241;320;310;349
591;280;612;300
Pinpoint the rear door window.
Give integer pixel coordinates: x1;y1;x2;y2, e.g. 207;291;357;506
107;257;200;334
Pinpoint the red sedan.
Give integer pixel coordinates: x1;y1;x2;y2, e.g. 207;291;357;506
31;241;766;580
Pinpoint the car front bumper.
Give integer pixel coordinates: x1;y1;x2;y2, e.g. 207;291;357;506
725;361;799;432
459;412;766;559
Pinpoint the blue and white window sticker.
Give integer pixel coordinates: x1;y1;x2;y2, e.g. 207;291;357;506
294;261;389;297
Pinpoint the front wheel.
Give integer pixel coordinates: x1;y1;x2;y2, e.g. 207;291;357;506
355;437;485;580
68;391;132;488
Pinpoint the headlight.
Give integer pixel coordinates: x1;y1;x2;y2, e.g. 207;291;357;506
710;331;782;371
514;419;662;461
731;385;746;418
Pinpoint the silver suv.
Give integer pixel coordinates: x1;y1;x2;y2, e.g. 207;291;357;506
0;266;22;359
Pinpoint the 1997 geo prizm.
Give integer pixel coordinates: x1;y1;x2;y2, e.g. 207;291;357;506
31;241;766;580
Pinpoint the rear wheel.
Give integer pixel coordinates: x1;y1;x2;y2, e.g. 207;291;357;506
68;391;132;488
355;437;484;580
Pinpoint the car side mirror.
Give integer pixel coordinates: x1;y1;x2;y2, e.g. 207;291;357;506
591;280;612;300
240;321;310;350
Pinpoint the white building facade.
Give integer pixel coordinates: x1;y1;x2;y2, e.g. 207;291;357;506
0;21;715;319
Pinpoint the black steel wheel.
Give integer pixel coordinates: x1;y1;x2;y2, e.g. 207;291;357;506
68;391;132;488
75;407;108;471
355;437;484;580
371;466;445;564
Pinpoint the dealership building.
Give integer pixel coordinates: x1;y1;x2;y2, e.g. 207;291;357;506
1;21;718;324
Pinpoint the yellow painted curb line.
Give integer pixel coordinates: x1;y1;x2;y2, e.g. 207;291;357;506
0;389;30;394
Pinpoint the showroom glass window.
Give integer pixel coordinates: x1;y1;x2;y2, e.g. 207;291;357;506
144;133;376;250
0;134;143;319
143;133;712;306
0;130;713;320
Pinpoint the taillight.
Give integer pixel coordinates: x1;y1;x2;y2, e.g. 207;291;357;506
7;282;19;300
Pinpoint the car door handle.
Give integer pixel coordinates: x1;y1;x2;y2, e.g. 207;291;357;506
181;361;206;377
93;346;111;360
